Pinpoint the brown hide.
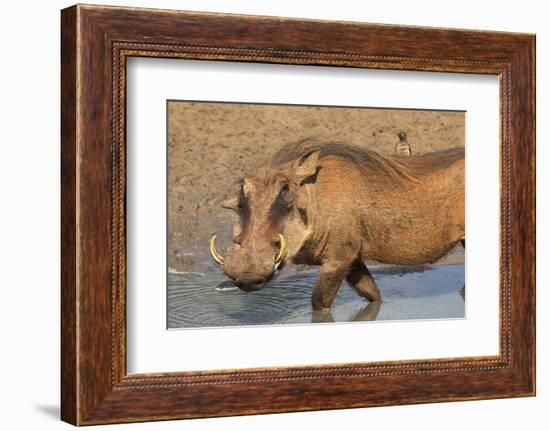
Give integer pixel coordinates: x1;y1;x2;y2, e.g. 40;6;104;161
216;140;464;309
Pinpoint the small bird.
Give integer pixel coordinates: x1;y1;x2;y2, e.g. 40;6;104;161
395;131;412;156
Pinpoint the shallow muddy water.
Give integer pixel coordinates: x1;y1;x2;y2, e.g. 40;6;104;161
167;263;465;329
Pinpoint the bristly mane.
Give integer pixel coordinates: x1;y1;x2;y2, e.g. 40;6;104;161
271;138;416;182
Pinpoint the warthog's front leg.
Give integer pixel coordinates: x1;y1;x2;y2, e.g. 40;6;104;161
346;260;382;303
311;261;351;310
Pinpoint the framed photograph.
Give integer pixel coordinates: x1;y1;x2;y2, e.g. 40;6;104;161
61;4;535;425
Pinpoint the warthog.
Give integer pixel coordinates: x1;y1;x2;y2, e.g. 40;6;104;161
210;139;464;310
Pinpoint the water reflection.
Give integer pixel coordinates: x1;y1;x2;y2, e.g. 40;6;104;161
311;302;382;324
167;264;465;329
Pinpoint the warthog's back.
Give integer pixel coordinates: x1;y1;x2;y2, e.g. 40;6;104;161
392;147;465;179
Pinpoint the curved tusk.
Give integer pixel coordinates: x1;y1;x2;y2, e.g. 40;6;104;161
209;234;225;267
275;234;287;267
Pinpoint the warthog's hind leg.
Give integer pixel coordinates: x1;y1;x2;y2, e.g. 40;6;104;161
311;261;350;311
346;260;382;303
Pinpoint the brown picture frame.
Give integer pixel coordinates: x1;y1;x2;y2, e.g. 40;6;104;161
61;4;536;425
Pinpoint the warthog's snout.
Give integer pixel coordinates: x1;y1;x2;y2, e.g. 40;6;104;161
209;233;286;292
234;273;267;291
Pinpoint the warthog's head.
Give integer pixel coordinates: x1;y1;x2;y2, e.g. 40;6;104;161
209;148;320;291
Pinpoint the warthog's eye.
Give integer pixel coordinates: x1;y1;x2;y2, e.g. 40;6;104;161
269;182;293;222
237;187;245;209
277;183;293;209
237;185;251;227
298;207;308;225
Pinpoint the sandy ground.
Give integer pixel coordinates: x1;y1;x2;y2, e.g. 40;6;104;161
168;101;465;272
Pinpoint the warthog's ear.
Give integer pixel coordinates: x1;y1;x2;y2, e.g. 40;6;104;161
294;149;320;184
221;196;239;211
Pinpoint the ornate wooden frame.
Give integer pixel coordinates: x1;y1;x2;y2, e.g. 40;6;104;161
61;4;535;425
